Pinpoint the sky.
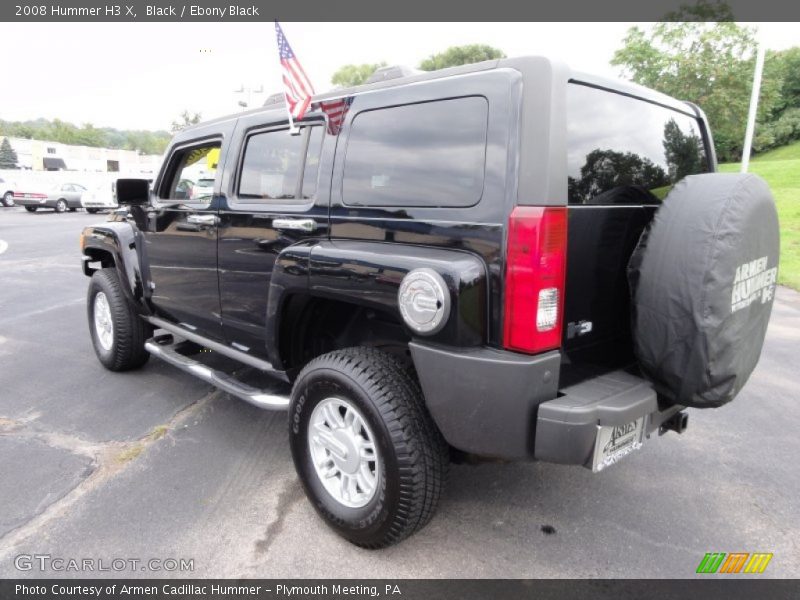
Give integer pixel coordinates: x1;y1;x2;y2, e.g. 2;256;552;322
0;22;797;132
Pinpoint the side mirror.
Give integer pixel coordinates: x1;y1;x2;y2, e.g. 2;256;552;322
116;178;150;205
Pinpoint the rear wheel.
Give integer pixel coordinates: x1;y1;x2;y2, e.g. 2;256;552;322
289;347;448;548
2;192;13;207
87;268;152;371
24;206;37;213
55;199;67;213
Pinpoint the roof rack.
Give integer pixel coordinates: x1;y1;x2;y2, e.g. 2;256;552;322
364;65;420;84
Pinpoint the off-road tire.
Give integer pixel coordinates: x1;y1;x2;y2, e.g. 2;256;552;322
289;347;448;549
87;268;151;371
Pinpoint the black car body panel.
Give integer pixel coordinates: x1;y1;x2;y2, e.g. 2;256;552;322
80;55;717;461
82;221;150;312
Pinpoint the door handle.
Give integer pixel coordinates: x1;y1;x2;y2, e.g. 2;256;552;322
187;214;219;226
272;218;317;232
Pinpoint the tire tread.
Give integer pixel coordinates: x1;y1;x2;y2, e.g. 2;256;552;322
293;347;448;548
88;268;151;371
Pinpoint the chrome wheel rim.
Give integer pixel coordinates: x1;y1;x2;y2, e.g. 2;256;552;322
308;397;379;508
57;200;66;212
93;292;114;351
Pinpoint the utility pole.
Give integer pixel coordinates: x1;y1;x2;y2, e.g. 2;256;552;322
741;45;766;174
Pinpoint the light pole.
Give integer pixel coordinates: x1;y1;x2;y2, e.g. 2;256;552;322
234;84;265;110
741;44;766;173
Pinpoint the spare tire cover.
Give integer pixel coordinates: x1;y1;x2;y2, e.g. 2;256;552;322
628;173;779;408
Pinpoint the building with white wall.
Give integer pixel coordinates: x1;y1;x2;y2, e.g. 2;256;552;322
2;136;162;175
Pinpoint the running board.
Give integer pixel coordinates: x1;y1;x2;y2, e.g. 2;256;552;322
145;316;288;382
144;340;290;411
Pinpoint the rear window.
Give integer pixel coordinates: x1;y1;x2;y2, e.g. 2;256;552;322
342;96;488;208
567;83;709;205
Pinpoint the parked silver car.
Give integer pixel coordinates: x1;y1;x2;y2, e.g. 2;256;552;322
14;182;87;213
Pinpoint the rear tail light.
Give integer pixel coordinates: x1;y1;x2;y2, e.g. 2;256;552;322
503;206;568;354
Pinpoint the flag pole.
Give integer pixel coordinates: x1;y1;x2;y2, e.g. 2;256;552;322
286;106;299;135
741;45;765;174
274;20;302;135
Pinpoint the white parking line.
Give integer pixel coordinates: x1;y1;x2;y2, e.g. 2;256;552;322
0;240;8;255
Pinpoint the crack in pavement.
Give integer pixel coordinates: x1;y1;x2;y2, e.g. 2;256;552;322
253;479;305;556
0;388;219;555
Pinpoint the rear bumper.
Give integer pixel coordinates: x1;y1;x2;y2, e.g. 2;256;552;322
410;342;681;464
534;369;683;468
14;198;49;207
409;342;560;459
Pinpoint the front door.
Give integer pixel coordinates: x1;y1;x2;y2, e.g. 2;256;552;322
217;118;327;359
144;137;224;340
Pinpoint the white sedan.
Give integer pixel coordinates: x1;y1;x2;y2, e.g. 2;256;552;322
82;182;119;214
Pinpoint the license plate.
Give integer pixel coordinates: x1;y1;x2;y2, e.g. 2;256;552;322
592;417;645;472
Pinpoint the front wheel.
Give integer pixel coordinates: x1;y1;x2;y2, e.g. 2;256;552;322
87;268;152;371
55;199;67;213
289;347;448;548
86;208;99;214
2;192;13;207
25;206;37;213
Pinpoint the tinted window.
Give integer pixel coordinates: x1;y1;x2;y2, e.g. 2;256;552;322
301;126;323;199
239;127;322;203
343;97;488;208
567;83;709;205
162;142;221;203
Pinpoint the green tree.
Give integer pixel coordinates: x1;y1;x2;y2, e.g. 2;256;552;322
419;44;505;71
0;137;18;169
568;149;669;204
73;123;105;147
610;1;781;162
0;118;171;155
773;47;800;113
663;118;703;181
170;110;202;133
331;62;388;87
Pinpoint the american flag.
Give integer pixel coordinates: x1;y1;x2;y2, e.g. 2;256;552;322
274;21;315;121
318;96;353;135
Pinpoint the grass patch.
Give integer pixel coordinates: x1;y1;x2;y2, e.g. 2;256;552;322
149;425;169;441
114;444;144;465
753;139;800;162
719;144;800;290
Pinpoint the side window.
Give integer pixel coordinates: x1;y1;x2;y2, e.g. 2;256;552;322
342;96;488;208
238;126;321;204
301;126;324;199
566;83;709;205
161;141;221;203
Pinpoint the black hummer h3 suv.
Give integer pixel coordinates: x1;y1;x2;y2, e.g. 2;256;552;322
80;56;779;548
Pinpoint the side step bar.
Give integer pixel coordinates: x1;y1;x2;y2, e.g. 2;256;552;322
144;340;290;411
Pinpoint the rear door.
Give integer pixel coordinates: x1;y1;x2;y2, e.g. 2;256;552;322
216;113;329;358
68;184;85;207
562;82;711;373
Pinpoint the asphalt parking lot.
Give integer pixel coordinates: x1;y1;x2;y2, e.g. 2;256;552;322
0;206;798;578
